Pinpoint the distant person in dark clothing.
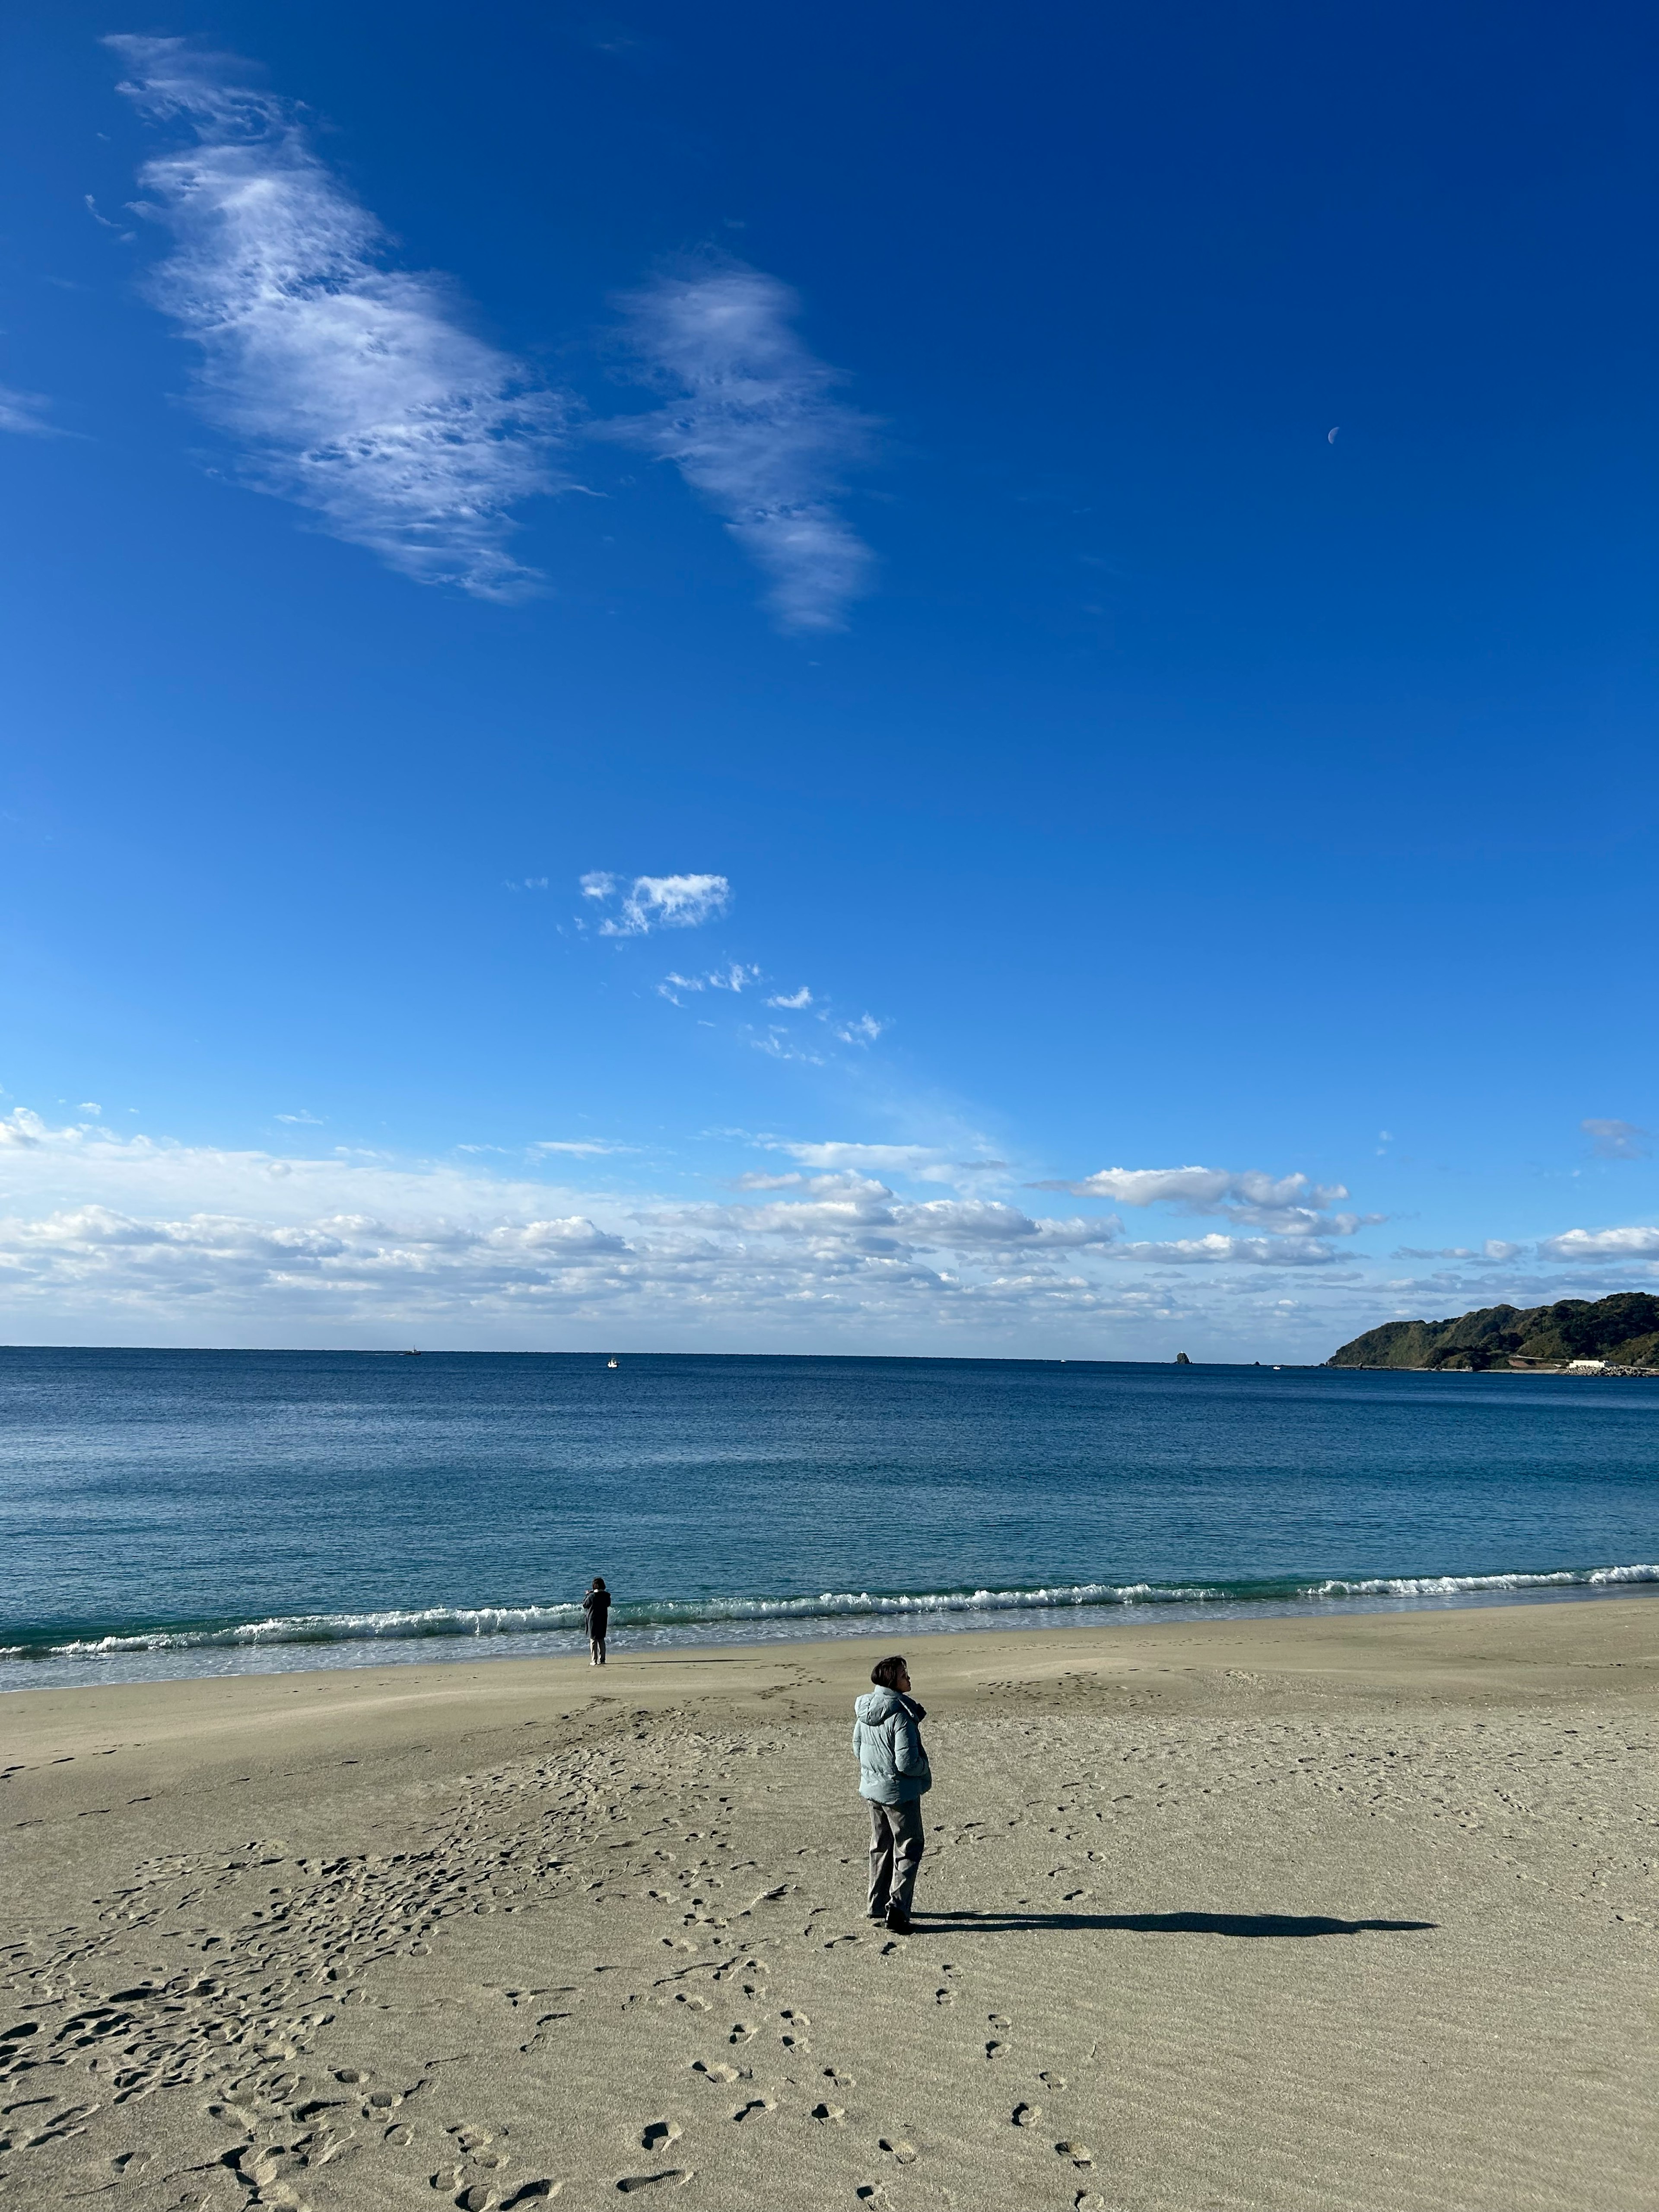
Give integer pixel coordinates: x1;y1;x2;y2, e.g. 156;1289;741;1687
583;1577;610;1665
853;1653;932;1932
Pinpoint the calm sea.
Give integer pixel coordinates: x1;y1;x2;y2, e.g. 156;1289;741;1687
2;1348;1656;1691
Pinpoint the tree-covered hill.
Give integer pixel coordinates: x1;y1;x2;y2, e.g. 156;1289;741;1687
1328;1292;1659;1371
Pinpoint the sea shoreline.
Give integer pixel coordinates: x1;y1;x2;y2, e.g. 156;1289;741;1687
6;1566;1659;1694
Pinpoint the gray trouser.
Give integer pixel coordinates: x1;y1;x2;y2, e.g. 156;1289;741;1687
867;1798;925;1917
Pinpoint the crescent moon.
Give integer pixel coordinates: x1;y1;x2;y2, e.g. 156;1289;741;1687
1328;426;1339;444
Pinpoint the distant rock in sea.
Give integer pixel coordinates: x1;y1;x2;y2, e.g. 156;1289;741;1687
1327;1292;1659;1373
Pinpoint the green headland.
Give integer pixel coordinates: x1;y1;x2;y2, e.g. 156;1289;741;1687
1327;1291;1659;1372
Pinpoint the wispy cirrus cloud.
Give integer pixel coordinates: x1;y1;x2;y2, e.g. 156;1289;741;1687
529;1139;635;1158
657;962;761;1004
1392;1240;1523;1263
110;37;565;598
766;1141;1006;1185
607;260;875;632
579;870;732;935
0;387;63;438
1582;1118;1651;1161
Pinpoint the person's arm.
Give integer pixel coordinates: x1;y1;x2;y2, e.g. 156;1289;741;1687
892;1710;927;1776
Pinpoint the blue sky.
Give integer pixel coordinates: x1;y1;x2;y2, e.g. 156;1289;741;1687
0;0;1655;1354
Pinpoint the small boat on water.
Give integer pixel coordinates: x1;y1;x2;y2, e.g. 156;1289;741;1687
607;1357;619;1369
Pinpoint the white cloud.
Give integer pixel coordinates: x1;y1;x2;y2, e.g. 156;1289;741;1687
751;1030;826;1065
0;387;61;437
1537;1224;1659;1262
85;192;135;238
1582;1118;1651;1161
1106;1234;1346;1267
275;1109;323;1125
779;1141;946;1176
1031;1163;1363;1239
110;37;564;598
529;1139;633;1158
756;1141;1007;1188
0;1108;1382;1348
1392;1239;1524;1263
607;261;875;631
767;985;813;1009
658;961;761;1003
7;1107;1602;1354
581;871;731;936
829;1012;886;1046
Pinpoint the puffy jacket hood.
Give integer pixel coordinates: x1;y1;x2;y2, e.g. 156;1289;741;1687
855;1686;926;1724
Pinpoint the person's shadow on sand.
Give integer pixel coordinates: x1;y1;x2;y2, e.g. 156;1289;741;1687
913;1910;1435;1938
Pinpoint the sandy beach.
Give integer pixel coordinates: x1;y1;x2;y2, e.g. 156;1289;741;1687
3;1600;1655;2212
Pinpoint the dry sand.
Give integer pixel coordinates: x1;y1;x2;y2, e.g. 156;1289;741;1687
3;1600;1656;2212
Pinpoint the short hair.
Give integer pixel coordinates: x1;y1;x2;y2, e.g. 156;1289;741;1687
870;1654;907;1689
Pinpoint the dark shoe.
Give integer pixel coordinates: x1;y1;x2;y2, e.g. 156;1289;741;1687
885;1908;913;1934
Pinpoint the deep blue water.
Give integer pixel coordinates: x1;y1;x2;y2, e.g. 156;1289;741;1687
2;1348;1656;1689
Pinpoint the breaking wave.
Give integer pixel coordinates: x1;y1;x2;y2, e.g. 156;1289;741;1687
5;1561;1657;1665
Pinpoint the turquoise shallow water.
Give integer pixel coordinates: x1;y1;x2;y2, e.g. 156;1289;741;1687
2;1348;1656;1689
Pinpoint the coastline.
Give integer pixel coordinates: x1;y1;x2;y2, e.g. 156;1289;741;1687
4;1600;1655;2209
8;1561;1658;1695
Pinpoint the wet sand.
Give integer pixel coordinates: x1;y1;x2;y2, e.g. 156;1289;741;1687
3;1599;1656;2211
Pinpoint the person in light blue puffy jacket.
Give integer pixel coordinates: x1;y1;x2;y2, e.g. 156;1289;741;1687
853;1654;932;1932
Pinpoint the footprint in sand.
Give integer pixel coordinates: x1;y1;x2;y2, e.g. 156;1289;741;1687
878;2137;918;2163
726;2022;756;2044
854;2188;890;2206
1039;2071;1067;2090
640;2120;682;2151
615;2171;690;2193
810;2103;845;2125
689;2060;741;2085
1011;2102;1042;2126
934;1986;955;2005
984;2040;1008;2060
730;2098;775;2123
822;2066;855;2091
1055;2140;1094;2167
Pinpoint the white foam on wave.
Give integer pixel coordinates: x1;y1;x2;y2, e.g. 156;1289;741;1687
5;1562;1656;1663
1308;1564;1659;1599
32;1602;585;1658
